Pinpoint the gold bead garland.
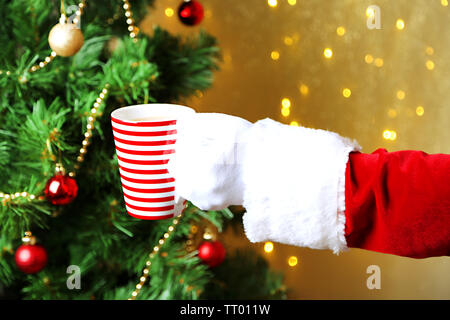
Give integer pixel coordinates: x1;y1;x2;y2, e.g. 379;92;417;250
1;0;140;200
29;1;87;72
122;0;140;42
0;191;41;206
68;84;110;177
29;51;57;73
1;83;109;200
129;212;185;300
3;0;138;76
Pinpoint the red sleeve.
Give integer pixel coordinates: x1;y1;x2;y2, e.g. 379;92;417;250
344;148;450;258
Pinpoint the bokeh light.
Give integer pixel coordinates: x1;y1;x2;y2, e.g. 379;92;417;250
271;50;280;60
268;0;278;8
365;54;374;64
342;88;351;98
383;130;397;141
323;48;333;59
388;109;397;118
165;8;174;17
299;84;309;96
374;58;384;67
366;7;375;17
396;19;405;30
264;242;274;253
416;106;425;116
396;90;406;100
284;36;293;46
288;256;298;267
282;98;291;108
336;26;346;36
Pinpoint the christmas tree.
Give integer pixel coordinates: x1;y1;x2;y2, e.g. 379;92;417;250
0;0;285;300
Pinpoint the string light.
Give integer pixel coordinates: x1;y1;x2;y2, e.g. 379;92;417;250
284;36;293;46
281;98;291;109
425;47;434;55
336;26;346;36
365;54;374;64
281;97;292;118
383;130;397;141
374;58;384;67
287;0;297;5
342;88;351;98
426;60;435;70
390;131;397;141
271;51;280;60
396;90;405;100
441;0;448;7
366;7;375;17
288;256;298;267
416;106;425;116
323;48;333;59
165;8;174;17
388;109;397;118
299;84;309;96
264;242;274;253
290;121;299;127
267;0;278;8
396;19;405;30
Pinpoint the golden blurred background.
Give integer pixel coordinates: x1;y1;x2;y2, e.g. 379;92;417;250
141;0;450;299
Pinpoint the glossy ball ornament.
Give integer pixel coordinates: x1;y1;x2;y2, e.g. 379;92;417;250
15;244;48;274
197;241;226;267
178;0;204;26
48;23;84;57
44;174;78;205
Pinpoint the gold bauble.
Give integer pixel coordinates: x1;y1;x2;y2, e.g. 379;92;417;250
48;23;84;57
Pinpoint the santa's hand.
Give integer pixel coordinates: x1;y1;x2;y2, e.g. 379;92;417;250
170;112;361;256
169;113;252;211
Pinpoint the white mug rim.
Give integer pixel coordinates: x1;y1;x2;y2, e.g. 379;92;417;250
111;103;196;123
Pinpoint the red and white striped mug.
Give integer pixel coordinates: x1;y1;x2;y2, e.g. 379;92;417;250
111;104;195;220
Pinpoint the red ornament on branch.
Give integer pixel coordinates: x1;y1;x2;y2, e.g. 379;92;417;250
15;232;48;274
45;173;78;205
178;0;204;26
198;240;226;267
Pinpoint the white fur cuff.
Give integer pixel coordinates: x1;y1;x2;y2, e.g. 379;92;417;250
241;119;361;254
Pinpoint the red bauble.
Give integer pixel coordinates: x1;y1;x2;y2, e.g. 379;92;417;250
178;0;204;26
15;244;48;274
44;174;78;205
198;241;226;267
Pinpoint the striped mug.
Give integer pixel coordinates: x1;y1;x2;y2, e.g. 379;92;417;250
111;104;195;220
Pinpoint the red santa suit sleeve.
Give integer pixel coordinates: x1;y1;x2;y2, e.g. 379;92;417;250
344;149;450;258
240;118;450;259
